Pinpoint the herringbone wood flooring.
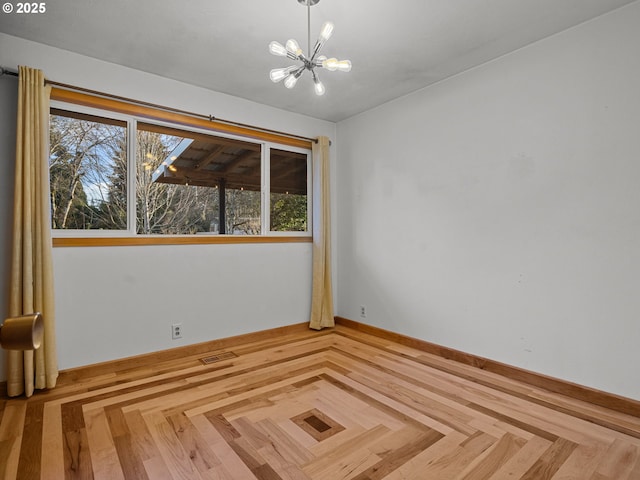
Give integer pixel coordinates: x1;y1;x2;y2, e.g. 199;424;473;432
1;324;639;479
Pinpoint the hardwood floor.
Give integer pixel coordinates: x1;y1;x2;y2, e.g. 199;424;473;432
1;324;639;479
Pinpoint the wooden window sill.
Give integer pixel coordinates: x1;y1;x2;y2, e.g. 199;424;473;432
52;236;312;247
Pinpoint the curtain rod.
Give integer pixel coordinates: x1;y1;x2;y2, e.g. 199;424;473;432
0;66;18;77
0;66;317;144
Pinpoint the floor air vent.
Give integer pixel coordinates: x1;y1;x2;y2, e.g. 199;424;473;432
199;351;238;365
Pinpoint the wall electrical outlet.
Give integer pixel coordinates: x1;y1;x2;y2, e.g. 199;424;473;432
360;305;367;318
171;323;183;339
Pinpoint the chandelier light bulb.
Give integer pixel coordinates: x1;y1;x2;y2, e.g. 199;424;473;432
285;39;302;57
314;78;325;96
284;71;302;89
319;21;334;42
311;70;325;96
322;57;339;71
268;41;288;57
270;66;297;83
336;59;352;72
314;55;327;68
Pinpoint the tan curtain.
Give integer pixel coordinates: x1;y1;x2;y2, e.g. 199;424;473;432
7;66;58;397
309;136;334;330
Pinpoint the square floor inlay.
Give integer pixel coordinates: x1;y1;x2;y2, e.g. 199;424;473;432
291;408;345;441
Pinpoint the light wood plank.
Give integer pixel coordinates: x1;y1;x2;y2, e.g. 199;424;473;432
486;435;553;479
41;402;65;479
84;407;126;480
590;439;640;480
144;411;203;480
0;402;26;480
382;431;469;479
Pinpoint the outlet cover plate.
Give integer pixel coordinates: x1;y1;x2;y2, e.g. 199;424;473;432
172;323;183;339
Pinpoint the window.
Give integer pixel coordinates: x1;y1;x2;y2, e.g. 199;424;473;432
138;123;263;235
270;148;308;232
49;104;311;239
49;109;127;230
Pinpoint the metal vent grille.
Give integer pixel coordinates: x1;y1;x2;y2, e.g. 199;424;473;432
199;351;238;365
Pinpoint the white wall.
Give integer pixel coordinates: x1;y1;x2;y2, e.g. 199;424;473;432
336;3;640;400
0;33;336;377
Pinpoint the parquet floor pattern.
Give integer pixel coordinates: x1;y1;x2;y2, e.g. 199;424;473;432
1;325;640;479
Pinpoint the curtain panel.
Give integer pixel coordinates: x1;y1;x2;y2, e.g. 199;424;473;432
309;136;334;330
7;66;58;397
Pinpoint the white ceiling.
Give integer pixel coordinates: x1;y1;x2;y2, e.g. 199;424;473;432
0;0;636;122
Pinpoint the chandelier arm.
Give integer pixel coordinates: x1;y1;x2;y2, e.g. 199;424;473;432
309;40;325;64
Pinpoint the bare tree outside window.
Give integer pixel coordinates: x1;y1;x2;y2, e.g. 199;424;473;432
49;109;127;230
135;129;212;234
136;124;261;235
139;123;261;235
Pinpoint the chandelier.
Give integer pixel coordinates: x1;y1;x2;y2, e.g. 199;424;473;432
268;0;351;96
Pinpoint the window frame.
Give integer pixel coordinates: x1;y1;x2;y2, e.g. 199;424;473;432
49;100;313;244
49;103;132;237
263;143;312;236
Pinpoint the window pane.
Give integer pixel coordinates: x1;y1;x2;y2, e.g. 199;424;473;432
138;123;261;234
49;109;127;230
270;149;308;232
